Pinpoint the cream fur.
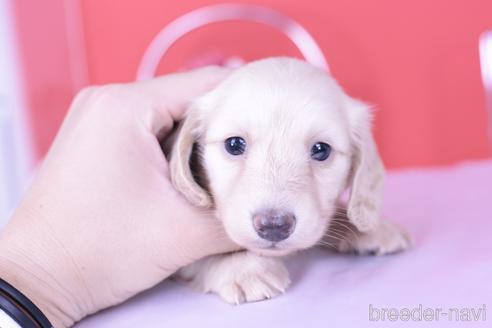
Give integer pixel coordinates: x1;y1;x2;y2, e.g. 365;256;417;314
169;57;410;304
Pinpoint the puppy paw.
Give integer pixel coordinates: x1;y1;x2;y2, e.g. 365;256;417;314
336;220;412;256
178;252;290;304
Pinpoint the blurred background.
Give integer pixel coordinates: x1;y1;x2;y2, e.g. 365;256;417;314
1;0;491;226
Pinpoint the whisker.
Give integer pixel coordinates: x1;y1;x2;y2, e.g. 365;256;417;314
330;223;359;242
324;231;357;249
317;240;338;250
322;235;345;243
327;217;360;246
325;228;347;240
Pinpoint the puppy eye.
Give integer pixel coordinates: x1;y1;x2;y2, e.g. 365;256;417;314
311;142;331;161
225;137;246;155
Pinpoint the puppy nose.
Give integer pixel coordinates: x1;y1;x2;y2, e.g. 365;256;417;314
252;210;296;242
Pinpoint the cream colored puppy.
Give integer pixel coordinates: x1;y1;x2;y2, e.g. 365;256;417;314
169;57;410;304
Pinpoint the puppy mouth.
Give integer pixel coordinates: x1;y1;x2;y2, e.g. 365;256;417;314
255;241;283;250
265;243;281;250
251;242;293;256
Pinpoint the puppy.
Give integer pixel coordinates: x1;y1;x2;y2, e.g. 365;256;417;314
168;57;410;304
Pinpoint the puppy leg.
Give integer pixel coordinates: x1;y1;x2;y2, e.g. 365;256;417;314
324;209;411;255
176;251;290;304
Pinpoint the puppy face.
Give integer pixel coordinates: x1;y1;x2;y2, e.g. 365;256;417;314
170;58;384;256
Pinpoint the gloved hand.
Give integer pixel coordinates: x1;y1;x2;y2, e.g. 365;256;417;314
0;67;238;327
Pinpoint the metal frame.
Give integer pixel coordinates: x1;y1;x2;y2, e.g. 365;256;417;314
137;3;329;80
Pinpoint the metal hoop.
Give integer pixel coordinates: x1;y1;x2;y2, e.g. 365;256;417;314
136;3;328;80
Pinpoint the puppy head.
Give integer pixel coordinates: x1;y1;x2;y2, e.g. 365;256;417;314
170;58;384;256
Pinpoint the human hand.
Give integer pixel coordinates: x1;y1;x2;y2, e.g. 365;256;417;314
0;67;238;327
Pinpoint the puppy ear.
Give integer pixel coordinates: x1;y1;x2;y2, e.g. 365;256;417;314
346;98;385;232
169;104;212;208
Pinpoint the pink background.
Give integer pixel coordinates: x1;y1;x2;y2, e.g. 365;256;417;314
11;0;492;167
